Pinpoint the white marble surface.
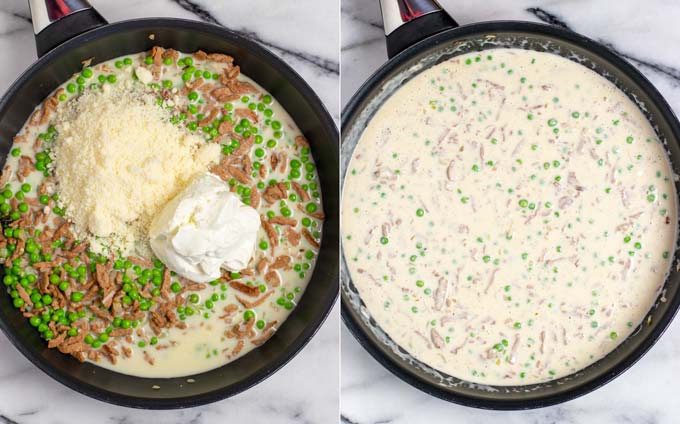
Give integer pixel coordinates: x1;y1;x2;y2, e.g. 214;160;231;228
341;1;680;423
0;0;339;423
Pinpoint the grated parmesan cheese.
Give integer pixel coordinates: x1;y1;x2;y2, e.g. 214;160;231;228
53;83;221;254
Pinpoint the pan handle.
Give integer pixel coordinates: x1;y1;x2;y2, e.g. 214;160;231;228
28;0;108;58
379;0;458;58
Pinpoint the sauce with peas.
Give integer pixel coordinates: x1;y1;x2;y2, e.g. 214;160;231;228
342;49;677;385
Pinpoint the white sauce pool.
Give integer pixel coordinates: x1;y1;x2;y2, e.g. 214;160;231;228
342;49;677;385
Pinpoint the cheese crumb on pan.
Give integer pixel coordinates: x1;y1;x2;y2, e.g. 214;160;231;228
53;83;220;254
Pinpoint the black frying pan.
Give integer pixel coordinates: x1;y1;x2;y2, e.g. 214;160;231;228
341;0;680;410
0;0;338;409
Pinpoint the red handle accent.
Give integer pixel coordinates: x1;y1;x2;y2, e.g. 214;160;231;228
397;0;440;22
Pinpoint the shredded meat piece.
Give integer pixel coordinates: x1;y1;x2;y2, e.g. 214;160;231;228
260;215;278;250
291;181;310;202
122;346;132;358
247;186;260;210
47;331;67;348
16;284;33;307
235;108;258;123
109;328;133;337
270;152;280;171
231;339;245;357
229;281;260;297
144;350;155;365
193;50;209;60
217;119;234;136
302;228;320;249
227;166;250;184
270;255;291;269
208;52;234;63
433;277;448;311
127;256;154;269
295;135;310;149
198;108;218;126
286;228;301;246
256;258;269;275
211;87;237;102
262;183;288;204
226;79;258;95
269;216;296;226
264;270;281;287
161;269;172;300
236;291;274;309
431;328;445;349
296;203;325;220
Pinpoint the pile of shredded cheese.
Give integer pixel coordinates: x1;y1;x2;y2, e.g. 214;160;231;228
52;83;221;254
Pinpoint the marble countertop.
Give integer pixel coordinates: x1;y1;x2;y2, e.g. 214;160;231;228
341;1;680;423
0;0;339;423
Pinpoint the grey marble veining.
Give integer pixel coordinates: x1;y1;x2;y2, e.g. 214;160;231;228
0;0;339;423
341;0;680;423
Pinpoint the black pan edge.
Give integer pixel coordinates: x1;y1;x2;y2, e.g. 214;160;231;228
341;20;680;410
0;18;339;409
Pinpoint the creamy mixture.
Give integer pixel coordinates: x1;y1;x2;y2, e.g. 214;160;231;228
342;49;677;385
1;48;323;377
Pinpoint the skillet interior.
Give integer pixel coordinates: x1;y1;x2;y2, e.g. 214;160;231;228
341;21;680;410
0;18;339;409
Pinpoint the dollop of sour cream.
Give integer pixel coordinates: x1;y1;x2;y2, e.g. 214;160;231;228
149;172;260;282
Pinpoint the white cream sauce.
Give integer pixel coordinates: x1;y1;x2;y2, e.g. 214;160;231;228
342;49;677;385
4;51;323;378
